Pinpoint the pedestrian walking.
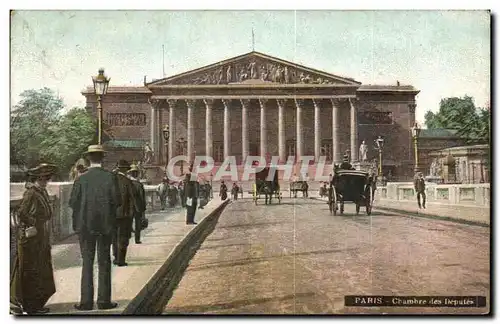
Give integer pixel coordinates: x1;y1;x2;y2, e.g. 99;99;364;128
112;159;136;266
414;172;426;209
128;164;146;244
10;163;58;315
157;177;169;210
231;182;239;200
69;145;121;311
220;181;228;200
184;173;199;225
178;180;185;207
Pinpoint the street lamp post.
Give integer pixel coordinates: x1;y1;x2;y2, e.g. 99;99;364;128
92;68;110;145
374;136;384;177
177;137;186;175
162;124;170;175
411;122;421;173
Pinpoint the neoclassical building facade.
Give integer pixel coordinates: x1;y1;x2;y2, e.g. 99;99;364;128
83;51;419;179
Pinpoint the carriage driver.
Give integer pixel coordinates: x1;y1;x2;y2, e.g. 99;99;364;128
339;154;354;170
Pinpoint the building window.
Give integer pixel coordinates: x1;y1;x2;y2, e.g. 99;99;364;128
320;139;333;162
287;140;296;158
359;111;393;125
214;142;224;163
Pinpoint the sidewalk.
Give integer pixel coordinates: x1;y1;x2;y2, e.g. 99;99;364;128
44;199;225;315
374;199;490;226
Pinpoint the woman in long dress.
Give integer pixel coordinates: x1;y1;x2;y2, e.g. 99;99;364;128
10;163;57;315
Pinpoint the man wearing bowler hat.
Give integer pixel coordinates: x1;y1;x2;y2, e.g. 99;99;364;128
112;159;136;266
69;145;121;311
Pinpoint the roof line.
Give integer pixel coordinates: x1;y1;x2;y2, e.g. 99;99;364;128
147;50;361;86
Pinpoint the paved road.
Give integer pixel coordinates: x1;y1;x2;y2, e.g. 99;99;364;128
163;198;490;315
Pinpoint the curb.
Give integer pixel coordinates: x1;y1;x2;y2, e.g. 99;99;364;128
310;196;489;227
374;205;489;228
122;199;231;315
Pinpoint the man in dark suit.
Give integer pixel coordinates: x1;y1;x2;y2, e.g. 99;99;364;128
69;145;121;311
112;160;136;266
184;172;199;225
414;172;426;209
127;164;146;244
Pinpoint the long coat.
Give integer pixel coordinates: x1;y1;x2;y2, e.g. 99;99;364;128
69;167;121;236
114;172;136;239
131;179;146;217
414;178;426;193
10;183;56;312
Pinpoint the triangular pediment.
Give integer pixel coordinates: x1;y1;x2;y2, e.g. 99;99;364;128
148;51;361;86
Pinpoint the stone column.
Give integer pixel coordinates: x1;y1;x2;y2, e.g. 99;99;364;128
349;98;358;162
313;99;321;161
185;99;196;163
167;99;177;164
240;99;250;161
295;99;305;160
149;99;162;165
259;99;268;157
330;98;341;164
203;99;214;158
277;99;287;161
222;99;231;159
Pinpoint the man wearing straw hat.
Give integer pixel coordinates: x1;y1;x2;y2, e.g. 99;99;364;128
112;159;136;266
128;163;146;244
69;145;121;311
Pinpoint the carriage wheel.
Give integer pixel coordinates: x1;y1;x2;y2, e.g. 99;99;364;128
366;187;373;215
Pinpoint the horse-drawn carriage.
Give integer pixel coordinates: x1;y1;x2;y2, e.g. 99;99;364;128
253;167;282;205
289;181;309;198
328;169;376;215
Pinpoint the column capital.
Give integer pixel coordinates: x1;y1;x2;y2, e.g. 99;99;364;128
222;99;232;108
148;98;162;109
167;99;177;108
294;98;306;108
185;99;197;109
276;99;288;108
258;98;268;107
240;98;251;107
203;99;215;107
312;99;322;108
408;103;417;113
330;98;343;107
348;97;359;106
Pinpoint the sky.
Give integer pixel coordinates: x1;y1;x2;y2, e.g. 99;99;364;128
10;10;490;124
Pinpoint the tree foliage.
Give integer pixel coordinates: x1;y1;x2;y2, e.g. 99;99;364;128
424;96;490;144
10;88;97;180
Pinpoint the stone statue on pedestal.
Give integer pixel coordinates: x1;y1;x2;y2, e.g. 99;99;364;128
429;158;438;177
143;143;154;165
359;140;368;162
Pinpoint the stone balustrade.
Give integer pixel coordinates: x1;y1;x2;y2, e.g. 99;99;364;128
375;182;490;207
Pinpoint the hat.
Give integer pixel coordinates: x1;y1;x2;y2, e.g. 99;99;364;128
127;164;139;173
27;163;57;177
86;144;106;154
116;159;130;170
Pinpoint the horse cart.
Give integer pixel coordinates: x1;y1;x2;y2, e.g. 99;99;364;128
289;181;309;198
253;167;282;205
328;170;376;215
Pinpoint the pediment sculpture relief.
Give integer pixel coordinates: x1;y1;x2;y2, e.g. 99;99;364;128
166;57;339;85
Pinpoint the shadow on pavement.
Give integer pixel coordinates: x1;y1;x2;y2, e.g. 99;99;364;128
199;243;252;250
186;247;359;272
164;292;316;314
217;221;285;230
